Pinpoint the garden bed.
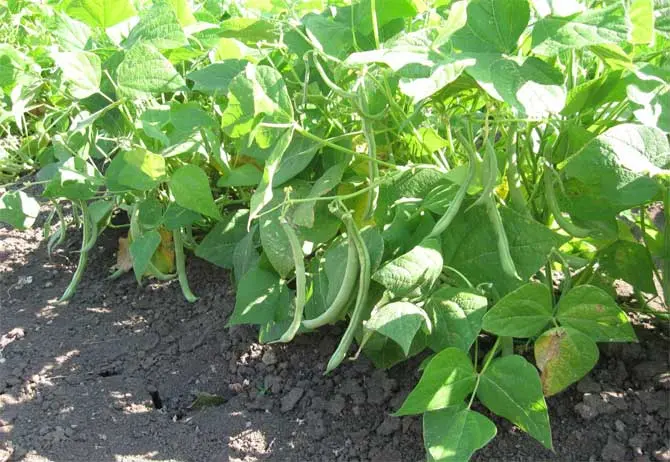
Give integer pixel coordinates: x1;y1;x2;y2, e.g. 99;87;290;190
1;225;668;462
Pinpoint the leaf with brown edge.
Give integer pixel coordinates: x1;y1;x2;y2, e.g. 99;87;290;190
152;227;175;274
535;326;599;397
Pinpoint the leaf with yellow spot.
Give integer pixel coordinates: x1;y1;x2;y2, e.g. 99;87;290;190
535;326;599;396
151;227;175;274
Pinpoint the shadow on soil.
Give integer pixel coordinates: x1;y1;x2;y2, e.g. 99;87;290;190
1;224;669;462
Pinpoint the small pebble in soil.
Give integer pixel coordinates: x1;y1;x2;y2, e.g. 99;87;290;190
601;435;628;461
281;387;304;413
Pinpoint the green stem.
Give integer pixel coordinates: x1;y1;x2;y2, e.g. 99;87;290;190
501;337;514;356
468;337;501;409
370;0;380;49
59;202;90;302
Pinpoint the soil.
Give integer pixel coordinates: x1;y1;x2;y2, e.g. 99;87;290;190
1;221;669;462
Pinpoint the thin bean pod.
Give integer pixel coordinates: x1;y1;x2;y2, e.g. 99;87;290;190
543;169;590;238
174;229;198;302
326;208;371;374
274;218;306;343
59;201;90;301
303;221;359;329
485;195;520;280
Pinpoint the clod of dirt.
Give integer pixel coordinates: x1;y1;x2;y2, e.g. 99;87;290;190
261;349;278;366
280;387;304;412
601;435;628;461
376;415;401;436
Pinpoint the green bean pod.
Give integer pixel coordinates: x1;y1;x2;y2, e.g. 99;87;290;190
326;211;371;374
486;195;520;280
274;218;306;343
466;136;498;212
174;229;198;303
303;220;359;330
543;170;590;238
428;136;477;239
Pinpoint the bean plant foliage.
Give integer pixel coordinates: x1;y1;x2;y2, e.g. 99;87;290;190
1;0;670;459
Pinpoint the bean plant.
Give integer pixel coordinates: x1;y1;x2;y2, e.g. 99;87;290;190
1;0;669;459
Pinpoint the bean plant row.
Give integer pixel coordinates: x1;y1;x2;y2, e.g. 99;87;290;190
1;0;669;459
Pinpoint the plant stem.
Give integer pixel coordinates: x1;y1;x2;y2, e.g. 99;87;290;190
59;202;90;302
663;186;670;308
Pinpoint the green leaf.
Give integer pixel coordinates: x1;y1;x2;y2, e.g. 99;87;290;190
228;264;289;325
442;203;568;296
130;230;161;282
395;347;476;416
346;30;474;102
233;225;260;283
217;164;262;187
452;0;530;54
0;191;40;230
596;240;656;293
561;70;626;117
561;124;670;220
365;302;431;355
535;326;600;396
62;0;137;29
170;164;221;220
274;133;322;186
477;355;552;449
53;13;91;51
186;61;247;96
294;163;345;227
137;198;163;229
464;54;566;117
424;406;497;462
52;51;101;99
42;158;102;200
106;149;166;192
631;0;655;44
163;203;201;230
531;4;629;55
373;237;443;297
221;64;293;143
482;283;554;337
117;43;186;98
626;65;670;134
125;1;187;50
425;287;488;352
195;209;249;269
556;285;637;342
248;128;294;224
165;0;196;27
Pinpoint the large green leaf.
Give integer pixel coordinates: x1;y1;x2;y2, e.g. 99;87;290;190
626;65;670;134
464;54;566;117
556;285;637;342
595;240;656;293
162;203;201;230
106;149;166;192
117;43;186;98
233;225;260;284
125;1;187;50
0;191;40;230
424;405;497;462
346;30;474;102
425;287;488;352
442;203;568;296
482;283;553;337
395;348;476;416
531;4;629;55
630;0;655;44
169;165;221;220
560;124;670;220
42;158;102;200
294;164;345;227
195;209;249;269
165;0;196;26
186;61;247;96
452;0;530;54
221;64;293;144
248;128;294;224
130;230;161;282
373;237;443;297
535;326;599;396
477;355;552;449
53;13;91;51
364;302;431;355
52;51;101;99
62;0;137;29
228;264;289;325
